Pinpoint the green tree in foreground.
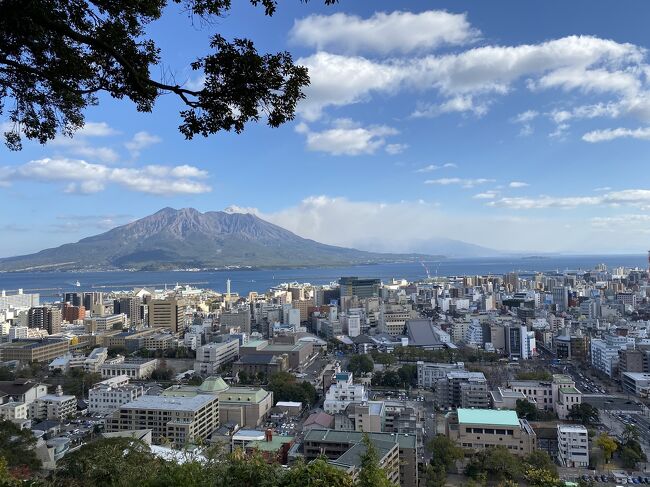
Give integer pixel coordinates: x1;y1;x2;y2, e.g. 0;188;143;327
281;457;353;487
524;467;563;487
0;420;40;474
0;0;338;151
356;434;392;487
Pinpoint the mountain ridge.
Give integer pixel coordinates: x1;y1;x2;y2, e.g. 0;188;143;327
0;207;449;271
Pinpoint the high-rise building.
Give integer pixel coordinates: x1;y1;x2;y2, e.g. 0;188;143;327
62;303;85;322
148;298;185;333
114;297;143;327
28;306;62;334
338;277;380;299
552;286;569;312
63;292;82;307
82;292;104;311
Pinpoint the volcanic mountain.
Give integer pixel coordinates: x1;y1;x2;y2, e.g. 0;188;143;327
0;207;444;271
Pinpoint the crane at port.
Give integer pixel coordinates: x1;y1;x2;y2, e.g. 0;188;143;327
420;261;431;279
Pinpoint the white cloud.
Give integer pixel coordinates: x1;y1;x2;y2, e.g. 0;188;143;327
489;188;650;209
512;110;539;123
385;143;408;155
582;126;650;142
415;165;441;173
298;35;646;121
511;110;538;136
257;195;643;254
0;158;211;195
125;131;162;157
508;181;529;188
77;122;119;137
297;119;399;156
473;191;499;199
414;163;457;173
591;214;650;233
290;10;479;55
425;177;495;188
412;95;488;118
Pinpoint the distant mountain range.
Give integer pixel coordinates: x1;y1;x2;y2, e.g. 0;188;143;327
0;207;468;271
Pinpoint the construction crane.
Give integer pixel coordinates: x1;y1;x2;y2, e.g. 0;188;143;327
420;261;431;279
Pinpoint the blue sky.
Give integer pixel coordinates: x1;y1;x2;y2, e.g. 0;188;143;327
2;1;650;256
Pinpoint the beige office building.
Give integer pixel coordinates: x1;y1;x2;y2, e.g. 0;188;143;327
446;408;536;456
148;298;185;333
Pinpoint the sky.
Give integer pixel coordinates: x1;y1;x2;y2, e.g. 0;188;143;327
2;1;650;257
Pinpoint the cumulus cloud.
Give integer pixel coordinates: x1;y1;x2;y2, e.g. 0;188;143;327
298;35;646;122
508;181;529;188
296;119;399;155
50;121;120;163
582;126;650;142
425;177;495;188
256;195;639;253
125;131;162;157
0;158;211;195
290;10;479;55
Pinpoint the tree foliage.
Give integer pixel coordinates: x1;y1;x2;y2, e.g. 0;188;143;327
355;434;392;487
515;399;538;421
0;0;338;150
567;403;599;426
596;433;617;463
348;355;374;376
281;457;353;487
515;370;552;381
46;436;367;487
268;371;317;406
0;420;40;475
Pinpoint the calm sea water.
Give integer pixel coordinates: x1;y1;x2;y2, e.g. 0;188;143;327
0;254;645;300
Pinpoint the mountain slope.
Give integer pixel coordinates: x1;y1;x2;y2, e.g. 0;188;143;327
0;208;445;271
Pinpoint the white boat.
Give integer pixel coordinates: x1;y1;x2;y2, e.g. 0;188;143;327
75;280;81;287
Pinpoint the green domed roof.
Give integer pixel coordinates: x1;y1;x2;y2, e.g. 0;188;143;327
198;376;229;394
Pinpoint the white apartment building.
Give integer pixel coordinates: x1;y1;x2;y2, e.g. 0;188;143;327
194;340;239;375
557;424;589;468
88;375;145;415
32;386;77;421
323;372;368;414
591;336;627;377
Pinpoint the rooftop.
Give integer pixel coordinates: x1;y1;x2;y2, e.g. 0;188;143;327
559;386;581;394
457;408;520;427
120;393;217;411
246;435;294;452
303;428;416;449
622;372;650;380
